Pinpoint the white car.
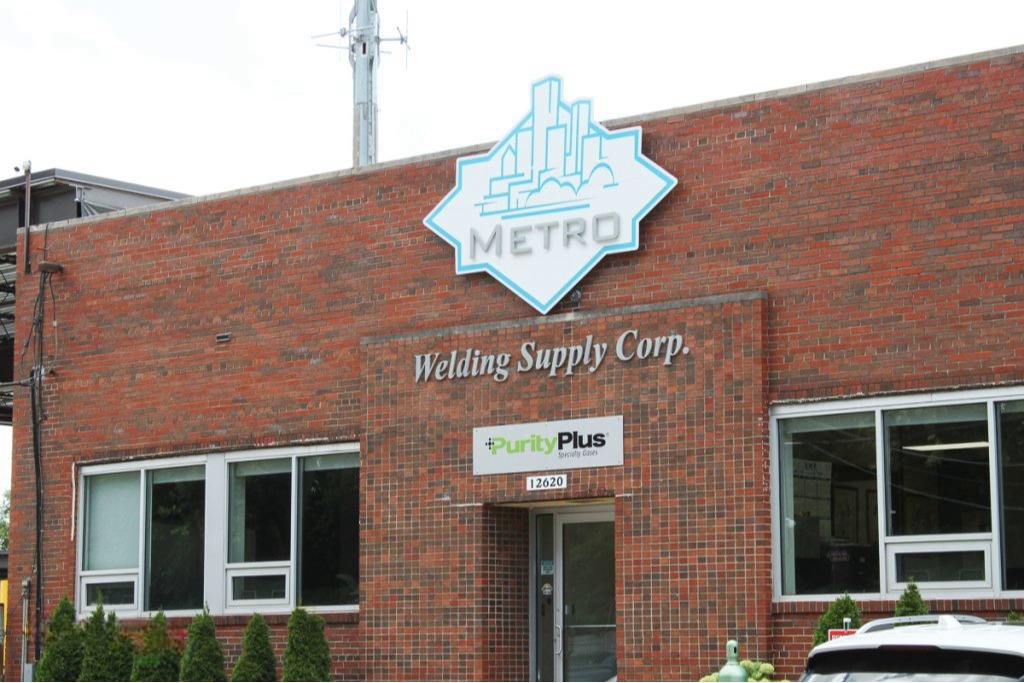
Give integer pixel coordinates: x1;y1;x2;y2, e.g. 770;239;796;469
800;614;1024;681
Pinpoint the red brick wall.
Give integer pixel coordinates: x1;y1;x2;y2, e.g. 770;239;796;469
7;48;1024;680
363;294;767;680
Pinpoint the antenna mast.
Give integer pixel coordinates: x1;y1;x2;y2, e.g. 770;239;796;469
350;0;379;168
315;1;410;168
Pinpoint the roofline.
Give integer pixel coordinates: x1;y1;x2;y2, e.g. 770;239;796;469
23;42;1024;237
0;168;190;200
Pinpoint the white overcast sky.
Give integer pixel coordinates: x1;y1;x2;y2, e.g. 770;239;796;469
2;0;1023;198
0;2;1022;489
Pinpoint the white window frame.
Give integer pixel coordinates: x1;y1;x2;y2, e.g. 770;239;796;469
77;443;359;618
885;539;992;592
771;386;1024;603
76;456;206;618
80;574;139;611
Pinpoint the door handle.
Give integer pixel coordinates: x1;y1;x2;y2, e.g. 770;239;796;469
554;624;562;655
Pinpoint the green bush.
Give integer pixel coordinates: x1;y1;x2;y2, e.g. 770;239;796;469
36;596;84;682
179;609;226;682
230;613;276;682
1008;611;1022;622
282;608;330;682
894;578;929;617
812;592;862;646
78;603;135;681
131;611;181;682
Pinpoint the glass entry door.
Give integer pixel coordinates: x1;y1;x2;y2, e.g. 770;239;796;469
534;508;616;682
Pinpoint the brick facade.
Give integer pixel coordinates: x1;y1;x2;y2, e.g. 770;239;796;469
7;47;1024;680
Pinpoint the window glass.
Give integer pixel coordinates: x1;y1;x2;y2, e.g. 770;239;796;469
895;550;986;583
299;453;359;606
84;471;140;571
232;575;286;601
146;466;205;611
85;581;135;606
886;404;990;536
229;459;291;563
779;412;878;595
999;401;1024;590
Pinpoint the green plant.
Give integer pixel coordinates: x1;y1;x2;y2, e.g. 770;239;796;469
894;578;929;617
78;602;135;681
36;596;84;682
1008;610;1022;622
282;608;330;682
230;613;276;682
700;659;782;682
131;611;181;682
179;609;226;682
812;592;862;646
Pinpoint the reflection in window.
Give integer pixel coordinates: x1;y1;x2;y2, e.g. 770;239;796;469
886;405;990;536
146;466;205;611
299;453;360;606
229;459;291;563
999;402;1024;590
780;413;879;595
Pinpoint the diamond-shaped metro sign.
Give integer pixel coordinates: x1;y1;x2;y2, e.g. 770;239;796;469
424;76;677;314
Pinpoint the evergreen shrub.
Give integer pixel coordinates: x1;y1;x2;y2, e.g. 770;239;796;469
282;608;330;682
812;592;862;646
894;578;929;617
131;611;181;682
230;613;276;682
35;596;84;682
179;609;226;682
78;602;135;681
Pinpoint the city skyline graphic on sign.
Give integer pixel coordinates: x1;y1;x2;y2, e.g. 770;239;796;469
425;76;677;314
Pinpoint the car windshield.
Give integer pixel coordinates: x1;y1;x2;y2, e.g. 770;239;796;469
802;647;1024;681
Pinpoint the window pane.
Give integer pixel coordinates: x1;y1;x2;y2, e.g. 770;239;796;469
779;413;879;595
229;459;291;563
999;401;1024;590
299;453;359;606
146;466;205;611
232;574;287;601
886;404;990;536
85;581;135;606
895;550;986;582
84;471;140;571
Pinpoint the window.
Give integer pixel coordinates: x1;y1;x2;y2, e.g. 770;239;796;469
774;390;1024;599
779;412;879;595
999;402;1024;590
78;444;358;616
81;465;204;612
225;450;360;610
146;466;206;611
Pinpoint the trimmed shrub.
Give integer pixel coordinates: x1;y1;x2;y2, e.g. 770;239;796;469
812;592;863;646
230;613;276;682
894;578;929;617
78;603;135;681
131;611;181;682
282;608;330;682
36;596;84;682
179;609;226;682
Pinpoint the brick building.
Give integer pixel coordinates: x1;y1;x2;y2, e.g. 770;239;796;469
8;45;1024;680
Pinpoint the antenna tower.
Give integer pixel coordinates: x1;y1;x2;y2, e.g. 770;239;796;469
315;0;410;168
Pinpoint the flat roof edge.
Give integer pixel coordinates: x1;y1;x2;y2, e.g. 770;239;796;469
25;43;1024;236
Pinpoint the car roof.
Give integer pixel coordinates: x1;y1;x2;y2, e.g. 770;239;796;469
809;615;1024;659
